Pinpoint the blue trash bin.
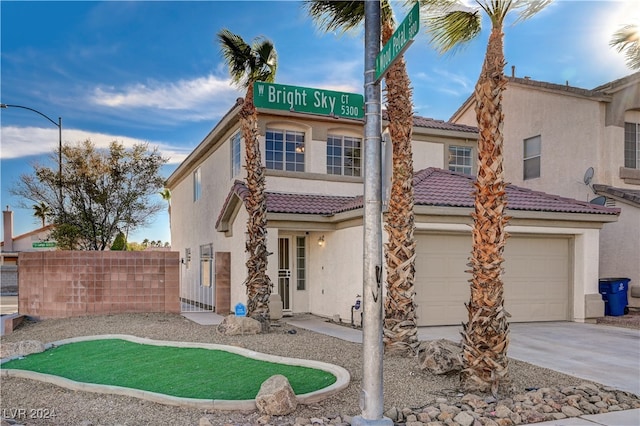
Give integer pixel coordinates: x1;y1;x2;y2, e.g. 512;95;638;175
598;278;630;316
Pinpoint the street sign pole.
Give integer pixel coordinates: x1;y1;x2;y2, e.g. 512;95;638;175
352;0;391;425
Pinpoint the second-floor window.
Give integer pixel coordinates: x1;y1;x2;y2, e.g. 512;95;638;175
327;135;362;176
523;135;541;180
266;129;305;172
625;122;639;169
231;131;241;177
193;167;201;201
448;146;472;175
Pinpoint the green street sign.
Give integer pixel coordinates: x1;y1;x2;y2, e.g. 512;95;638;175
253;81;364;120
375;2;419;81
32;241;56;248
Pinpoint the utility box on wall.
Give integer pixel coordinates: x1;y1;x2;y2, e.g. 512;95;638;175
584;293;605;320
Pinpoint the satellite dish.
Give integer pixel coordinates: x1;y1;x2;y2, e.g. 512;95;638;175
589;196;607;206
583;167;594;185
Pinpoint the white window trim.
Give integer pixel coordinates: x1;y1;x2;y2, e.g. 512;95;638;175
327;134;362;177
231;131;242;178
447;145;473;175
265;128;305;172
523;135;542;180
193;167;202;202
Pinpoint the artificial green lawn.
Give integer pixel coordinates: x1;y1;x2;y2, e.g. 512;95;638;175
1;339;336;399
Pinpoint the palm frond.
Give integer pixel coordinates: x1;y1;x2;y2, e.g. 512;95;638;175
252;38;278;83
217;29;252;87
218;29;278;88
509;0;553;24
303;0;365;33
302;0;395;34
425;9;481;54
610;24;640;70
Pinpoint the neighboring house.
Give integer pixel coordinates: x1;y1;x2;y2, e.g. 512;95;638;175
450;71;640;308
166;98;619;326
1;206;56;293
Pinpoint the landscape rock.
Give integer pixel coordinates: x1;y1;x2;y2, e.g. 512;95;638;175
255;374;298;416
454;410;475;426
216;315;262;335
418;339;463;374
0;340;45;359
198;417;212;426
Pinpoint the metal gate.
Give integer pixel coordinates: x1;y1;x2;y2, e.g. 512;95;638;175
278;237;292;311
180;245;215;312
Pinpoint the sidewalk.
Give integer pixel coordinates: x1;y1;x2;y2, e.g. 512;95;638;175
184;312;640;426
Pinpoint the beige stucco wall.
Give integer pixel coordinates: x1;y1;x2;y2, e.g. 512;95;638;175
413;141;444;171
500;86;604;197
307;226;364;323
599;204;640;308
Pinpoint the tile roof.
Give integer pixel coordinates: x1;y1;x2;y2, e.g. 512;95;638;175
219;169;619;224
593;184;640;207
413;168;619;215
267;193;363;215
382;110;477;134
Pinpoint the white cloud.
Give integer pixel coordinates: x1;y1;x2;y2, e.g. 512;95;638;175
1;126;188;165
91;74;240;111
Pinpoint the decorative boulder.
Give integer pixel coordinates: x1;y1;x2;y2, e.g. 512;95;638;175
216;315;262;335
255;374;298;415
418;339;463;375
0;340;46;359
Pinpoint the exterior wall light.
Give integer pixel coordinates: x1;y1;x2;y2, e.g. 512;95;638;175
318;235;325;246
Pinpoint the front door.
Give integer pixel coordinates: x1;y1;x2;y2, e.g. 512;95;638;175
278;237;292;312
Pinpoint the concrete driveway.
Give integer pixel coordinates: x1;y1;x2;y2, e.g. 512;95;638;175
418;321;640;396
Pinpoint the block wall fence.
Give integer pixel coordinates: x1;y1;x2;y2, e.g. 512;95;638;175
18;251;180;319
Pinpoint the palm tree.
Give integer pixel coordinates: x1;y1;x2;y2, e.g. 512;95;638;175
218;29;277;323
33;201;51;228
610;24;640;70
422;0;551;394
303;0;418;355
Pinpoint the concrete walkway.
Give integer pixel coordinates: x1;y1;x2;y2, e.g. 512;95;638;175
185;312;640;425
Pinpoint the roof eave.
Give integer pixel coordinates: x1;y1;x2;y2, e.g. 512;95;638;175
166;100;243;188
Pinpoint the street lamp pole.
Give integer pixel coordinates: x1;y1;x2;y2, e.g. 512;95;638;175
0;103;63;204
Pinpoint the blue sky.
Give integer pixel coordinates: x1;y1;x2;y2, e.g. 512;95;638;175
1;0;638;245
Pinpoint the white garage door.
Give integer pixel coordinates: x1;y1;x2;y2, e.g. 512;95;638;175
414;233;570;326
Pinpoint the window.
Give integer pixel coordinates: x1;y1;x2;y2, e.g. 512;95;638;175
523;135;541;180
231;131;242;177
327;135;362;176
266;129;305;172
625;122;639;169
200;243;213;287
193;168;201;201
448;146;473;175
296;236;306;290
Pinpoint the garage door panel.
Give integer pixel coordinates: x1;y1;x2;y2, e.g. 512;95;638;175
415;234;570;326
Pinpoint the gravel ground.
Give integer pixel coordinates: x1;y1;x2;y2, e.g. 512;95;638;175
0;313;633;425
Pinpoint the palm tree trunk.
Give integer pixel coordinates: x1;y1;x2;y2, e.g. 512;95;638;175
460;27;511;395
240;83;273;322
382;19;418;355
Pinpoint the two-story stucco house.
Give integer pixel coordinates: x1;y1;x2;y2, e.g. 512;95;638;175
450;71;640;308
166;96;619;326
